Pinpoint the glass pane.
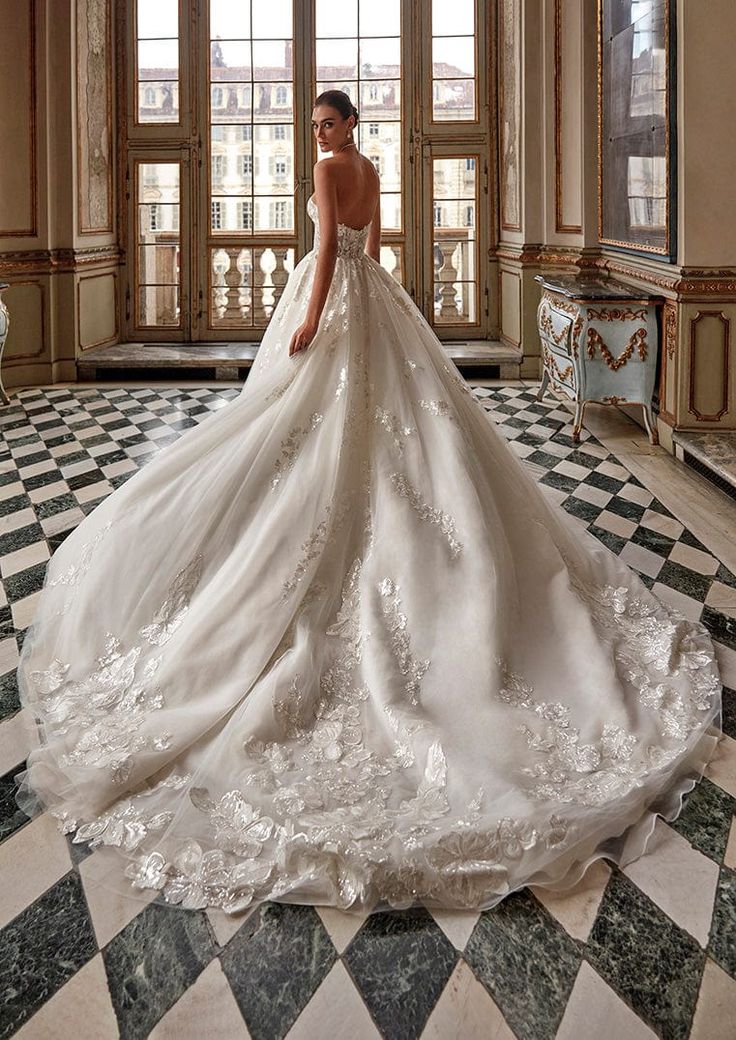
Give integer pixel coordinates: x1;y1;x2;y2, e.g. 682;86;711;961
210;246;295;328
211;40;251;77
138;82;179;123
138;245;180;284
433;158;476;199
316;0;357;38
434;279;476;324
380;192;401;231
360;0;401;37
210;0;251;39
254;196;294;231
432;0;474;36
433;79;476;121
138;286;180;327
316;80;358;105
360;80;400;116
137;0;178;39
210;84;253;123
138;164;180;203
316;39;359;80
252;40;293;81
379;243;403;282
252;0;293;39
138;39;179;79
138;203;180;235
432;36;475;78
359;37;401;76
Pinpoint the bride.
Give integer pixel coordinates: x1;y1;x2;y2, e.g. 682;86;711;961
15;90;722;915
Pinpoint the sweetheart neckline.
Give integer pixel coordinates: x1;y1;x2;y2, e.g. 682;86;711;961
308;195;370;233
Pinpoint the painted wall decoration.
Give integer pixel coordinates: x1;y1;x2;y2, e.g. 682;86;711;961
499;0;521;231
76;0;113;234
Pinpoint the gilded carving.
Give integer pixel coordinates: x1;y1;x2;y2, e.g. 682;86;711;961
542;344;573;385
586;327;648;371
76;0;113;234
587;308;648;322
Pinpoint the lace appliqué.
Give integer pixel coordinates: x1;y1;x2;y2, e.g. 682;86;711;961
47;520;115;590
281;492;353;600
30;554;204;785
493;579;720;807
378;577;430;707
271;411;324;491
389;472;463;558
375;406;414;456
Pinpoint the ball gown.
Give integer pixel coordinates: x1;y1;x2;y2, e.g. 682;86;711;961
14;194;722;915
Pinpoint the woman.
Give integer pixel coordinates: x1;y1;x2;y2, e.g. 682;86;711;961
15;91;721;915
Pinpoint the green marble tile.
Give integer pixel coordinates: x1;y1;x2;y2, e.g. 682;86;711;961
464;890;581;1040
669;776;735;862
709;865;736;979
586;870;704;1040
343;907;458;1040
104;901;216;1040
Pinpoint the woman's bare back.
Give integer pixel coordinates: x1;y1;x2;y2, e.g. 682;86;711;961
313;151;380;230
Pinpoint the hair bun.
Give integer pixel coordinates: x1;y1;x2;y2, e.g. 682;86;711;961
351;104;359;122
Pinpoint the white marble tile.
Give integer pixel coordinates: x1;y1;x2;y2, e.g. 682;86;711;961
669;541;720;576
593;509;638;539
28;479;70;504
531;859;611;943
0;540;50;579
651;582;705;623
640;509;685;540
0;506;37;534
40;507;87;538
285;960;380;1040
571;483;612;508
11;590;43;632
553;460;593;481
0;480;24;502
75;480;113;503
101;459;138;478
149;958;251;1039
17;459;58;480
430;909;480;951
316;906;368;954
724;816;736;870
556;961;658;1040
0;813;72;930
596;460;630;481
205;905;254;948
705;731;736;798
14;953;118;1040
60;458;101;478
0;707;39;775
0;635;19;675
715;641;736;689
622;820;719;946
79;846;157;949
619;482;654;507
619;541;665;579
421;959;515;1040
689;957;736;1040
705;581;736;620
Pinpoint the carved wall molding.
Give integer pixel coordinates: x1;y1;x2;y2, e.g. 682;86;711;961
2;280;46;362
77;270;119;349
76;0;114;234
0;245;122;275
499;0;521;231
688;311;730;422
554;0;583;235
0;0;38;238
657;300;678;426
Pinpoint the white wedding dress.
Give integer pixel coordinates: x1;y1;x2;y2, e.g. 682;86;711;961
15;195;722;915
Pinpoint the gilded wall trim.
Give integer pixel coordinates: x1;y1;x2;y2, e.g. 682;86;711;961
499;0;521;231
76;0;114;235
554;0;582;234
0;246;122;276
688;311;730;422
0;0;38;238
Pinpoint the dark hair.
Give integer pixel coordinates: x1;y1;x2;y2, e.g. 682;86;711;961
313;89;359;126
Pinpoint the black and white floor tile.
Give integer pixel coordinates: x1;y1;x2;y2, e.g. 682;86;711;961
0;381;735;1040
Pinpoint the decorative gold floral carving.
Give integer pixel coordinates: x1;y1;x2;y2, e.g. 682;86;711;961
542;345;573;385
586;327;648;371
587;308;648;322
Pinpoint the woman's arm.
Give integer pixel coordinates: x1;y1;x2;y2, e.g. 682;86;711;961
365;175;381;263
288;161;338;355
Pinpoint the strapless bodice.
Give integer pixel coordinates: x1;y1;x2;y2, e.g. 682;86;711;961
307;195;370;259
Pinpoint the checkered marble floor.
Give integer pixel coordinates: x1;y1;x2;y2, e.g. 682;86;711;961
0;382;735;1040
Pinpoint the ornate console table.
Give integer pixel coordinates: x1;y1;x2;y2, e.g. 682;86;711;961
534;274;662;444
0;283;10;406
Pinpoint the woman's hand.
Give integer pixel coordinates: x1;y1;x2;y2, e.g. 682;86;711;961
288;319;319;357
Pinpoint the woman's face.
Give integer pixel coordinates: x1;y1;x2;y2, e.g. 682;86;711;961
311;105;351;154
